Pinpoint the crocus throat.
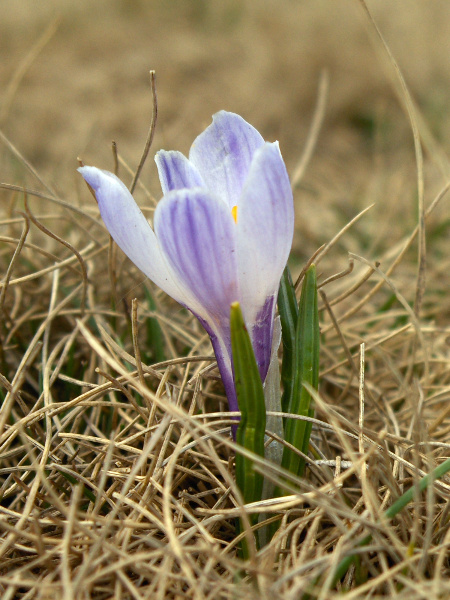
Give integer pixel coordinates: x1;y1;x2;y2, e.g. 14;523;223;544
231;205;238;223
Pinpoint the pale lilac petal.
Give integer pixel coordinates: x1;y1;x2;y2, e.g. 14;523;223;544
250;295;277;382
189;111;265;210
195;314;237;415
155;150;205;195
237;142;294;321
78;166;193;307
211;338;237;414
236;142;293;381
154;188;239;324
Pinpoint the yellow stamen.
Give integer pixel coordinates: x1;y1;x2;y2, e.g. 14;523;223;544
231;205;238;223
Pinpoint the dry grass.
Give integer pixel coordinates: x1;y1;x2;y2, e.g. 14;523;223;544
1;1;450;598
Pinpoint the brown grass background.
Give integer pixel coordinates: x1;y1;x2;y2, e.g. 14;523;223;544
2;1;450;256
1;1;450;599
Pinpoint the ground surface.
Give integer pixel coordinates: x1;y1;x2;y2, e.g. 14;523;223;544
1;2;450;599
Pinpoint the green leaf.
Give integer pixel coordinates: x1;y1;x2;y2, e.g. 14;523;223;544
280;263;320;481
230;301;266;558
278;266;299;417
143;287;166;363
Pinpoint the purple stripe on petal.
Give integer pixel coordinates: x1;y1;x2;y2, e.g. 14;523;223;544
78;166;192;307
154;188;239;325
196;314;238;415
209;333;239;439
211;339;238;414
189;111;265;210
250;294;277;383
237;142;294;327
155;150;205;195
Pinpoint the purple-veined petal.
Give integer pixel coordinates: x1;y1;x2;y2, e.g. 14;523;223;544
155;150;205;195
250;294;277;382
78;166;197;308
154;187;239;325
154;185;241;417
236;142;294;379
189;111;265;210
237;142;294;318
211;337;237;414
195;313;238;415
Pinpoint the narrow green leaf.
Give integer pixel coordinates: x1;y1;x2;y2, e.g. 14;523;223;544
278;266;299;416
144;287;166;363
230;301;266;557
280;263;320;482
270;265;319;540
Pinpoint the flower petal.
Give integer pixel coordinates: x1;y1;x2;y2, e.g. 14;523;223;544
237;142;294;321
195;314;237;414
250;294;277;381
189;111;265;210
78;166;191;306
154;187;239;325
155;150;205;195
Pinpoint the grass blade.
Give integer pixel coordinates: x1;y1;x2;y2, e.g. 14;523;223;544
230;301;266;557
303;457;450;597
278;266;299;417
281;263;319;478
143;287;166;363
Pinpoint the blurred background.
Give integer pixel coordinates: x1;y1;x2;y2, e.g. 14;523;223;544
1;0;449;261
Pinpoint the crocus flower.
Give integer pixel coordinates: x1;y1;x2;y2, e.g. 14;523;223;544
79;111;294;414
